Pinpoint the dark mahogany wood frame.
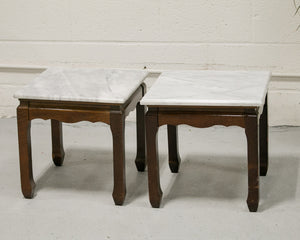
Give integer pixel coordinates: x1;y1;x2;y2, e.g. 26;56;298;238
17;83;146;205
146;95;268;212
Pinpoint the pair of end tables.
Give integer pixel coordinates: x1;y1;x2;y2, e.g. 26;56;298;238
14;68;270;212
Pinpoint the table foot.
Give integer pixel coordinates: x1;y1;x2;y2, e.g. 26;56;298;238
135;157;146;172
150;191;163;208
247;190;259;212
51;120;65;166
168;125;181;173
260;166;268;177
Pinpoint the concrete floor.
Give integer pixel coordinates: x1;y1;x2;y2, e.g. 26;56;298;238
0;118;299;240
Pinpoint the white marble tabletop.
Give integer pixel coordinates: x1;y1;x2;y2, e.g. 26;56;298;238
14;68;148;104
141;70;270;108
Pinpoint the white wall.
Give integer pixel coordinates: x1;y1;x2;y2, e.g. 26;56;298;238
0;0;300;125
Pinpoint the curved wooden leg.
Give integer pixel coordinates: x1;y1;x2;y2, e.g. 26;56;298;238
135;102;146;172
167;125;181;173
51;120;65;166
17;102;35;198
245;115;259;212
259;96;268;176
110;111;126;205
146;109;162;208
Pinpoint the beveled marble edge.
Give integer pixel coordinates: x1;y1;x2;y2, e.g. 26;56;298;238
16;95;132;104
140;99;265;107
141;70;271;108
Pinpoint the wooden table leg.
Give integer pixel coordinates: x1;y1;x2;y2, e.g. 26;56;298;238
167;125;181;173
17;102;35;198
245;115;259;212
51;120;65;166
135;102;146;172
110;111;126;205
259;96;268;176
146;109;162;208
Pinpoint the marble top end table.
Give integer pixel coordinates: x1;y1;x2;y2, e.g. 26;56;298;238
141;70;270;212
14;67;148;205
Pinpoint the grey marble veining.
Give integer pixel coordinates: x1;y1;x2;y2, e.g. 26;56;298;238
141;70;271;108
14;68;148;104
